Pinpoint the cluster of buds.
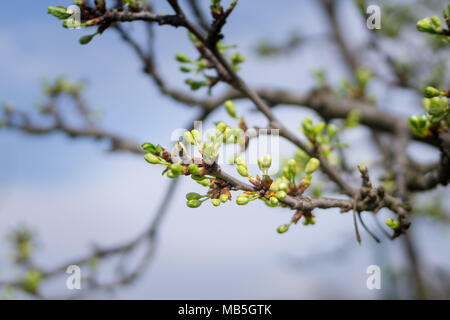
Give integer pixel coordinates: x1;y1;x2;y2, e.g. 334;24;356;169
301;117;339;157
176;53;212;91
409;86;449;138
277;210;316;234
385;218;400;230
178;30;243;93
231;156;250;178
185;179;233;208
48;4;100;45
417;6;450;41
143;141;204;181
278;155;320;195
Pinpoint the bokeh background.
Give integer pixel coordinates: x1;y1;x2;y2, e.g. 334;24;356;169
0;0;449;299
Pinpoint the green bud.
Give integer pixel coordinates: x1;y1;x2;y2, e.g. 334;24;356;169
175;53;191;63
275;191;287;200
191;129;202;144
188;164;201;175
186;192;202;200
212;198;221;206
22;269;42;294
48;6;72;19
424;86;444;98
223;127;232;141
278;182;288;191
220;194;229;202
79;33;97;45
236;194;250;205
216;121;227;133
435;96;448;109
167;170;177;178
180;66;192;73
305;158;320;175
224;100;237;118
313;122;326;135
431;16;442;30
170;163;183;175
417;17;434;33
187;199;202;208
326;124;339;140
184;131;195;145
423;98;431;112
62;18;81;29
230;52;245;65
231;127;242;138
269;196;279;206
288;159;297;175
235;156;246;166
196;178;211;187
385;218;400;230
144;153;166;165
237;165;249;177
258;154;272;171
277;224;290;234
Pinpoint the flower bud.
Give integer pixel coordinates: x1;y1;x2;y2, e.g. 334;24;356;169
305;158;320;175
187;199;202;208
175;53;191;63
277;224;290;234
223;127;232;141
188;164;201;175
191;129;202;144
269;196;279;206
288;159;297;175
144;153;162;165
275;191;287;200
258;154;272;171
237;165;249;177
231;127;242;138
48;6;72;19
180;66;192;73
196;178;211;187
224;100;237;118
423;98;431;112
79;33;97;45
216;121;227;133
186;192;201;200
220;193;229;203
235;156;246;166
385;218;400;230
212;199;221;206
62;18;81;29
236;194;250;205
167;170;177;178
184;131;195;145
431;16;442;30
424;86;443;98
417;17;434;33
278;182;288;191
326;124;339;140
170;163;183;175
22;269;42;294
